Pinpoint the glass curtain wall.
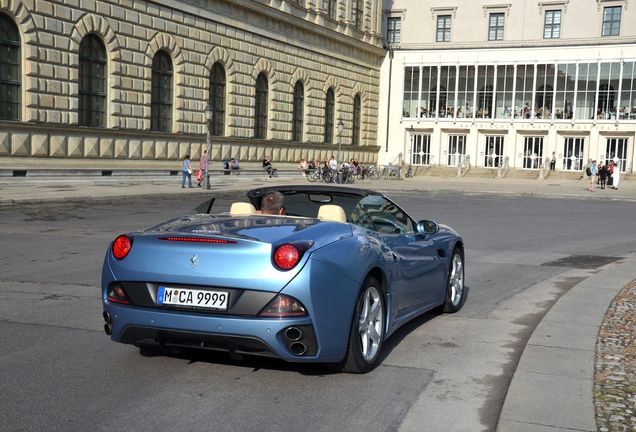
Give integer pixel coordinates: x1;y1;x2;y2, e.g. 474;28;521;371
439;66;456;117
495;65;513;119
598;62;620;119
403;67;419;118
555;63;575;119
515;64;534;119
457;65;474;118
420;66;438;118
620;62;635;119
576;63;598;120
402;61;636;121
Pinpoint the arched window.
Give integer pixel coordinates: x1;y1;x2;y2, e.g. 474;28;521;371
151;50;173;132
255;72;268;139
324;87;334;143
209;62;225;136
0;13;21;121
352;93;361;145
78;34;106;127
292;80;304;141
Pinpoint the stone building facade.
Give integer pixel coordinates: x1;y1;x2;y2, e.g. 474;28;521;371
0;0;384;169
378;0;636;176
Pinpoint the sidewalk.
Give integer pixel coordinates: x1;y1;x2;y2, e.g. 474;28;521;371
1;172;635;206
1;173;635;431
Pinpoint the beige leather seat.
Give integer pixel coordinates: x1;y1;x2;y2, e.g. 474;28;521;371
230;202;256;216
317;204;346;223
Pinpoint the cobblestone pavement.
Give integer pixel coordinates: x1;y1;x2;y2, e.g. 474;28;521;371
595;280;636;432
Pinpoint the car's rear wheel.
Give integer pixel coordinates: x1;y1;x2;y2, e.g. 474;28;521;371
443;248;465;313
342;277;385;373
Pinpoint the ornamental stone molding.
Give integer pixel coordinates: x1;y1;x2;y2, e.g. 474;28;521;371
144;32;186;133
0;0;37;45
69;13;122;128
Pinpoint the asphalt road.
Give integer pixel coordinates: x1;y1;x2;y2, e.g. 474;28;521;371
1;192;635;432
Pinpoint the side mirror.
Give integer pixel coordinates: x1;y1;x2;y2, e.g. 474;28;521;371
417;220;438;235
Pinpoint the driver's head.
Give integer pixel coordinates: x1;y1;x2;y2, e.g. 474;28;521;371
260;191;285;215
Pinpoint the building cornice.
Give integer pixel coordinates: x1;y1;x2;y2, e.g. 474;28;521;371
389;37;636;52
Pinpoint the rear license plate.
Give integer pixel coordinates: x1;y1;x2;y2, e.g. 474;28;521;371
157;286;229;311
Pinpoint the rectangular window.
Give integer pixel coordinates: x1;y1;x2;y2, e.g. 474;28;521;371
419;66;438;118
476;65;494;118
411;134;431;166
602;6;621;36
515;64;535;119
535;64;555;120
575;63;598;120
436;15;451;42
488;13;504;41
523;136;544;170
457;65;475;118
402;66;420;118
554;63;576;119
328;0;337;20
439;66;456;117
494;65;514;119
619;61;636;120
484;136;504;167
352;0;363;29
544;10;561;39
563;137;585;171
387;17;401;43
448;135;466;166
598;62;620;119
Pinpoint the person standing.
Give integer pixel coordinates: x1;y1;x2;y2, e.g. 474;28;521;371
197;150;209;187
588;160;597;192
182;154;193;189
598;162;608;189
612;161;621;190
550;152;556;171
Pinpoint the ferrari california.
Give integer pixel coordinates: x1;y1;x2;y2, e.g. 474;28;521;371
101;185;465;373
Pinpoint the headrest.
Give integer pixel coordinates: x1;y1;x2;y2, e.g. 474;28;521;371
317;204;346;223
230;202;256;216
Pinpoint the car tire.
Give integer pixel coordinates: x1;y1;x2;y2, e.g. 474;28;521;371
443;248;465;313
342;277;385;374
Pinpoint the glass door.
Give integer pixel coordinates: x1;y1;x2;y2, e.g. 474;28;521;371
523;136;544;169
605;138;628;172
411;134;431;166
484;136;504;168
448;135;466;166
562;137;585;171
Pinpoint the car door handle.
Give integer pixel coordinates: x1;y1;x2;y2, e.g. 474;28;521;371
381;246;399;262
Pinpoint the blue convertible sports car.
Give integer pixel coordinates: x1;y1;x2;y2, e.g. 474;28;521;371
102;185;465;373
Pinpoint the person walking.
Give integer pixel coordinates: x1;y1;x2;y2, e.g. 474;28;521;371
182;154;193;189
197;150;209;187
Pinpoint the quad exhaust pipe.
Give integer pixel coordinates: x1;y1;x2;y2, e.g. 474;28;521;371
290;342;307;356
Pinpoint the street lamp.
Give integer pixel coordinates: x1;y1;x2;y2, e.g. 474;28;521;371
337;119;344;166
204;103;213;189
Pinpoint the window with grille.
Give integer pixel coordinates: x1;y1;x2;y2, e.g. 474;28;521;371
292;80;304;142
0;13;20;121
544;10;561;39
324;87;334;143
602;6;621;36
255;73;268;139
411;134;431;166
436;15;451;42
79;34;107;127
387;17;401;43
352;94;361;145
209;62;225;136
151;50;173;132
488;13;504;41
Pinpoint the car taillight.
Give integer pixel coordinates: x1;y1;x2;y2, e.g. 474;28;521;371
107;283;130;305
112;235;132;260
272;241;313;271
259;294;307;317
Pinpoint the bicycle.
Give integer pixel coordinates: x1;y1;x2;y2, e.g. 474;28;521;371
365;165;380;180
307;168;321;182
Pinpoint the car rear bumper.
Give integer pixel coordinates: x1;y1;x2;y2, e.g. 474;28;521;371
103;302;331;362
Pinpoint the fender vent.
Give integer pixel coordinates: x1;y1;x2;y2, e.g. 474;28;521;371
437;249;446;258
